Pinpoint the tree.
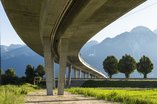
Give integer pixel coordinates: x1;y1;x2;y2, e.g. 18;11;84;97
118;54;136;78
0;68;2;75
103;56;118;78
0;68;2;85
137;55;153;78
5;68;16;77
36;64;45;78
25;64;35;84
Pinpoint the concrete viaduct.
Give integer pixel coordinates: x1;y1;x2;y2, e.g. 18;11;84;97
2;0;145;95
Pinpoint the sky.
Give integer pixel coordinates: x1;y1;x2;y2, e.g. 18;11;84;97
0;0;157;46
0;2;25;46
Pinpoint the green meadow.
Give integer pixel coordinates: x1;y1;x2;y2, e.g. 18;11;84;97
67;88;157;104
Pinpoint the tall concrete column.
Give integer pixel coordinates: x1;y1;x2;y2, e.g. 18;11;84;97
93;75;96;78
76;69;79;79
67;65;72;87
83;72;86;78
91;74;93;79
53;56;56;89
43;37;54;95
65;74;67;87
58;38;68;95
87;73;90;78
78;70;81;79
74;68;76;78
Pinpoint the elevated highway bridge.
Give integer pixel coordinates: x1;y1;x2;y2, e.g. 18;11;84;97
2;0;145;95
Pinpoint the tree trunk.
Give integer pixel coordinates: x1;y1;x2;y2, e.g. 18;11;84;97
144;73;147;79
125;74;130;79
109;75;112;79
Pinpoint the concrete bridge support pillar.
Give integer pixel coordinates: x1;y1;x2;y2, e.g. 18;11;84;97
91;74;93;79
67;65;72;87
76;69;79;79
74;68;76;78
53;59;56;89
78;70;81;79
43;38;54;95
87;73;90;78
83;72;86;79
94;76;96;78
58;38;68;95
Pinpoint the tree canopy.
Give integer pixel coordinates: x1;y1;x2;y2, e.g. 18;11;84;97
103;56;118;78
36;64;45;78
137;55;153;78
25;64;35;84
118;54;136;78
5;68;16;77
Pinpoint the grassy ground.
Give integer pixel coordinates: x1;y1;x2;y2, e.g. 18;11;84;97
67;88;157;104
0;83;38;104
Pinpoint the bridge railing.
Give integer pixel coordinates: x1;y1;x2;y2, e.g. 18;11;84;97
78;53;107;78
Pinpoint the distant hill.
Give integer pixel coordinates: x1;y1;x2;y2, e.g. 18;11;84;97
1;44;23;53
81;26;157;78
0;45;44;76
154;29;157;34
0;45;64;77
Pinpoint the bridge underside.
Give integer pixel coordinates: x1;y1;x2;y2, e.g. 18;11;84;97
2;0;145;95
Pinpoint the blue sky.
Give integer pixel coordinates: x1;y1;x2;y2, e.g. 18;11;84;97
1;0;157;46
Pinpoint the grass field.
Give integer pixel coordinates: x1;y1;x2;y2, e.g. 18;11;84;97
67;88;157;104
0;84;38;104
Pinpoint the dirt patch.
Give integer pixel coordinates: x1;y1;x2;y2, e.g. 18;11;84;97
25;90;118;104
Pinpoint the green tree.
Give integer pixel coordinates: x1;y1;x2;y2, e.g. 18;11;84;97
5;68;16;77
118;54;136;78
0;68;2;74
36;64;45;78
0;68;2;85
137;55;153;78
103;56;118;78
25;64;35;84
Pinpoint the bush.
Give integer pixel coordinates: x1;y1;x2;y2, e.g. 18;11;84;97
1;75;26;85
81;80;157;88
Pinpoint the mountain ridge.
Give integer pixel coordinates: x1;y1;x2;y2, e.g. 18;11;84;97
81;26;157;78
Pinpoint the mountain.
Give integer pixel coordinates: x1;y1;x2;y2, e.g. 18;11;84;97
0;45;44;76
154;29;157;34
80;40;98;56
1;44;23;53
81;26;157;78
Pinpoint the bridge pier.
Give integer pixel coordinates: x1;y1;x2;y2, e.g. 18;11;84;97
87;73;90;78
67;65;72;87
76;69;79;79
58;38;68;95
83;71;86;78
43;38;54;95
78;70;81;79
74;68;76;78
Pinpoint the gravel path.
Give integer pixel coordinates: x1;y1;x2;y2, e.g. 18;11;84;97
25;90;118;104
